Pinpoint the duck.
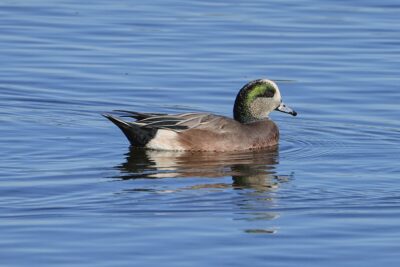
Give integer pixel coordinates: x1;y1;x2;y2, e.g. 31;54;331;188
103;79;297;151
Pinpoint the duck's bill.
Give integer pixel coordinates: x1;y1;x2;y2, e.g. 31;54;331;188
276;102;297;116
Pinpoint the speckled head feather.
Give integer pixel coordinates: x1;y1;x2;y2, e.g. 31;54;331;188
233;79;283;123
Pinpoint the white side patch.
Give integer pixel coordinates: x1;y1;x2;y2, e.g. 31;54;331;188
146;130;184;150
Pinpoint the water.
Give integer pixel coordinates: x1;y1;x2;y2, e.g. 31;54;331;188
1;0;400;266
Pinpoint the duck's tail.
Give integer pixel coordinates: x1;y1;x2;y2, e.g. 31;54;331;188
102;114;157;146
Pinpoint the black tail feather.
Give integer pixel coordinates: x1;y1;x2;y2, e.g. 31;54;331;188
102;114;157;146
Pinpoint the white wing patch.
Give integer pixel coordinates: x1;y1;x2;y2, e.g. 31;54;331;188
146;130;184;150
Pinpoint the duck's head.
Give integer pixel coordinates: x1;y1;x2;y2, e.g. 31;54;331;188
233;79;297;123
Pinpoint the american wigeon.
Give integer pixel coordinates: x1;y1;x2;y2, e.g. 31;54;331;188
103;79;297;151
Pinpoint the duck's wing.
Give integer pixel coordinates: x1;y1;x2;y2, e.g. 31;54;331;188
112;110;221;132
104;111;245;149
114;110;166;120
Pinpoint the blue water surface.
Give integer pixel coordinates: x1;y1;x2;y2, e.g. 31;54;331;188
1;0;400;266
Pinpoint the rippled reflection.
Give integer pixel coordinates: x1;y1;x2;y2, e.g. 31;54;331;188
113;147;291;234
115;146;292;191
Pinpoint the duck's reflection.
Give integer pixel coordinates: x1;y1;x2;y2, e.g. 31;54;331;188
114;146;293;234
116;146;287;191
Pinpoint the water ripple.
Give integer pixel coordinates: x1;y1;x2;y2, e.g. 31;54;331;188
279;117;400;161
